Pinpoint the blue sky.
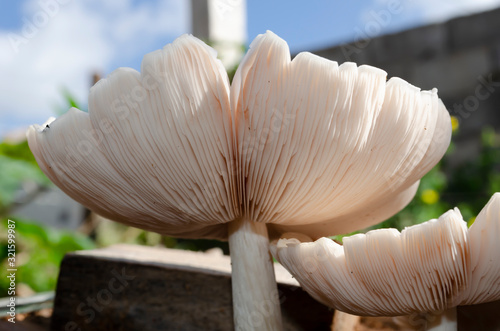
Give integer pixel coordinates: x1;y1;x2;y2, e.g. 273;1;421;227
1;0;500;139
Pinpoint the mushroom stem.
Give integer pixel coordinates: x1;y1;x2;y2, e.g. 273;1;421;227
426;307;457;331
332;311;360;331
228;217;283;331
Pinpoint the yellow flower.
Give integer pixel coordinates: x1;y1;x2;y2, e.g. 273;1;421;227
450;116;459;132
421;189;439;204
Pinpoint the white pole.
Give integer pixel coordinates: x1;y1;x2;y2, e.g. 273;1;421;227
190;0;247;70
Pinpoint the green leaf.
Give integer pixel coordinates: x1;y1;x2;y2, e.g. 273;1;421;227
0;156;50;210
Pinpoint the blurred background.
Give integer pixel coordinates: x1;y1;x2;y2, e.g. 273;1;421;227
0;0;499;302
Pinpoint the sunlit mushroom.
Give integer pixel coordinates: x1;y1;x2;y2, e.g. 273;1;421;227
28;31;450;331
272;193;500;331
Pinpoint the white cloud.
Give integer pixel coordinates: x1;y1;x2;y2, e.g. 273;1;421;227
0;0;188;138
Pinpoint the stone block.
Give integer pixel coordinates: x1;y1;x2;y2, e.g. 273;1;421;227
50;245;333;331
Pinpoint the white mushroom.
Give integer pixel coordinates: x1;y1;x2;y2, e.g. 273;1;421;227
272;193;500;330
28;31;451;331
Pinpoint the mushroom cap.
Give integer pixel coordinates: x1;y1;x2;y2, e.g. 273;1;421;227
28;31;451;240
27;35;238;239
271;193;500;316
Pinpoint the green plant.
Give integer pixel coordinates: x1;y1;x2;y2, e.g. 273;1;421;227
0;218;95;295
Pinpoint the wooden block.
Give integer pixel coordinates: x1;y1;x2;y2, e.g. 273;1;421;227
51;244;333;331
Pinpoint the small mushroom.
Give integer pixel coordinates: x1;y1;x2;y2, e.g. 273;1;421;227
271;193;500;330
28;31;451;330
